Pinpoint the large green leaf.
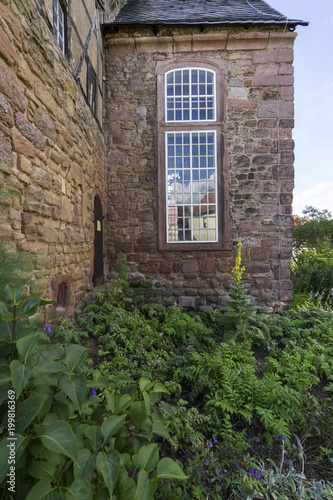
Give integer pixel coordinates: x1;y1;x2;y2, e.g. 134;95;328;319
41;421;78;464
156;458;187;480
16;333;41;360
21;297;41;317
74;449;96;480
160;402;175;418
10;356;36;398
136;443;159;473
134;470;157;500
34;360;72;376
0;301;11;321
0;364;10;387
65;478;92;500
0;434;28;483
152;420;170;439
85;425;103;449
26;480;56;500
4;284;21;304
16;393;48;433
130;400;149;429
59;373;87;412
27;461;56;481
65;345;86;373
152;382;169;394
96;450;120;498
139;377;153;392
101;415;126;441
116;469;136;500
107;393;133;414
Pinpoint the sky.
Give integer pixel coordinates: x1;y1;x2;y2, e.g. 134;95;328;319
265;0;333;217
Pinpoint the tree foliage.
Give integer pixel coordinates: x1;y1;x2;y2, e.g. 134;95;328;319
293;205;333;251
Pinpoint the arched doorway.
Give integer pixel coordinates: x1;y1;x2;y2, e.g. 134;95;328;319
93;194;104;285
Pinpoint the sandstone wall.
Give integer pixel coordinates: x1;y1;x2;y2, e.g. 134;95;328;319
105;27;296;311
0;0;105;317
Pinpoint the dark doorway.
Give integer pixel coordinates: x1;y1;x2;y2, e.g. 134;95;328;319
93;194;104;285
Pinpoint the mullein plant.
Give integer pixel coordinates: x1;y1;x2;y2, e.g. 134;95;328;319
220;241;256;341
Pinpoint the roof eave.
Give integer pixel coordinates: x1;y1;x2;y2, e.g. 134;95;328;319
105;19;308;30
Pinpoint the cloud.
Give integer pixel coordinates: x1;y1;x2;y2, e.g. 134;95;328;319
293;182;333;216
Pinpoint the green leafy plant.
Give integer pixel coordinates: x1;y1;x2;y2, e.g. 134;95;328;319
0;285;186;498
217;241;256;341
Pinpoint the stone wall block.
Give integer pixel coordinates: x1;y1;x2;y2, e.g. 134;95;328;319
0;27;18;66
200;258;216;274
0;94;14;128
33;108;57;142
136;37;172;54
250;247;270;261
257;101;294;118
253;75;293;87
181;260;199;274
15;113;46;150
106;38;135;55
12;129;35;157
173;35;192;53
227;33;268;50
253;48;293;64
251;154;274;166
0;132;14;167
193;33;227;51
37;225;58;243
0;61;27;112
232;154;250;168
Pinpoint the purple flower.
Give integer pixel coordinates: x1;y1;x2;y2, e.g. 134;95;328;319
213;438;218;444
89;388;98;397
201;471;205;477
256;438;260;443
256;469;263;479
278;435;286;442
208;442;212;448
43;324;52;333
250;468;263;479
210;455;213;461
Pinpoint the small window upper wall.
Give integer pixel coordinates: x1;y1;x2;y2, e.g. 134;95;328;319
42;0;104;126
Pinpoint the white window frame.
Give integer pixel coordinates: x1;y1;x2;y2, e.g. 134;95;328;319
165;130;218;243
165;68;216;123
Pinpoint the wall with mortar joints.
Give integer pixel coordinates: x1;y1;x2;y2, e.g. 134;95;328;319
104;28;296;311
0;0;105;317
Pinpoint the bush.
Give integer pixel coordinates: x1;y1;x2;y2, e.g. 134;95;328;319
0;285;186;498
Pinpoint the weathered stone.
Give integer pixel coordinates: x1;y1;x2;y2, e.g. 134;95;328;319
200;258;216;274
33;108;57;143
0;132;14;167
178;296;196;308
0;26;18;66
181;260;199;274
0;61;27;112
15;114;46;150
0;94;14;128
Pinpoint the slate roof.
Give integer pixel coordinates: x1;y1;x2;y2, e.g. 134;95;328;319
112;0;308;28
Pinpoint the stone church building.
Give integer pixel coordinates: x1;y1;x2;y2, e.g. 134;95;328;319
0;0;307;316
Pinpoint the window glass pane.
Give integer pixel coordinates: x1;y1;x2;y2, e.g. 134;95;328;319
166;131;217;243
165;68;215;122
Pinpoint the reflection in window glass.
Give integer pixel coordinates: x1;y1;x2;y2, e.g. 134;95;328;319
166;131;217;242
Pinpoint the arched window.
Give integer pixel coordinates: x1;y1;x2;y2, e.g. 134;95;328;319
157;60;226;250
165;68;216;122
